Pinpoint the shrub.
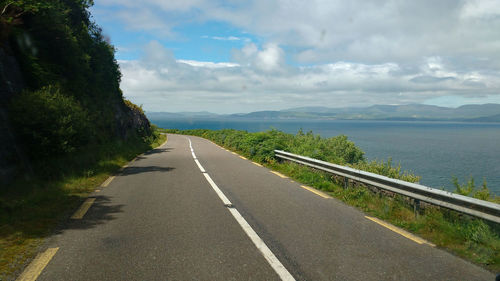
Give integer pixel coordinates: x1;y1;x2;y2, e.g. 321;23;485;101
124;99;144;114
351;158;420;183
453;176;491;200
9;85;94;159
288;131;364;164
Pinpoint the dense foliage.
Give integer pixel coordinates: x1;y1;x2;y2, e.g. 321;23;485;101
2;0;147;161
166;128;419;182
2;0;120;98
452;176;491;200
9;85;93;157
168;128;363;163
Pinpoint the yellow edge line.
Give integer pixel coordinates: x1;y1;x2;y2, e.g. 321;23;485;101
252;162;263;167
270;171;288;178
300;185;330;199
71;198;96;219
239;155;248;160
16;247;59;281
231;152;238;155
365;216;435;246
101;175;115;187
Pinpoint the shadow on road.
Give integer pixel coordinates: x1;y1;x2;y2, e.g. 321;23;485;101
143;147;173;155
119;166;175;176
133;147;173;162
0;193;124;280
55;195;124;234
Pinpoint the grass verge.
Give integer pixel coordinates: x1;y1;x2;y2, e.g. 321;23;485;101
165;128;500;273
0;133;166;279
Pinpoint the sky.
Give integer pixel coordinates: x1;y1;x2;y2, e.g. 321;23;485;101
90;0;500;114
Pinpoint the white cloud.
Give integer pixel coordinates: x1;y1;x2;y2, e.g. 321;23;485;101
255;44;284;72
92;1;500;112
142;41;177;66
461;0;500;18
118;41;500;113
232;43;285;72
177;60;239;68
205;35;250;41
114;7;176;37
96;0;500;65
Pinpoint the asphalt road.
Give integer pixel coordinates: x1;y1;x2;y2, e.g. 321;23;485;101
30;134;493;280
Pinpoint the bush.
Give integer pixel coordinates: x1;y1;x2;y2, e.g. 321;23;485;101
288;130;364;164
453;176;491;200
9;85;94;159
124;99;144;114
351;158;420;183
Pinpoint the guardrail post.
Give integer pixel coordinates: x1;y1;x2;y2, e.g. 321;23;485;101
275;153;283;163
414;199;420;219
344;177;349;189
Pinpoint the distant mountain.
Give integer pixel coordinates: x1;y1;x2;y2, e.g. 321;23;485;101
454;104;500;117
466;114;500;122
147;103;500;122
282;106;338;113
231;111;282;119
147;111;220;119
231;104;500;121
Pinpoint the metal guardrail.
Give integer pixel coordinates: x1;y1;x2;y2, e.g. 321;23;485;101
274;150;500;224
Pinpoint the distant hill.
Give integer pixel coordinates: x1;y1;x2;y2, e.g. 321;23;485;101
231;111;282;119
467;114;500;122
147;103;500;122
454;104;500;117
147;111;219;119
281;104;500;120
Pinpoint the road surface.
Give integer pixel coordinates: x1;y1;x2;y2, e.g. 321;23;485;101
24;134;493;280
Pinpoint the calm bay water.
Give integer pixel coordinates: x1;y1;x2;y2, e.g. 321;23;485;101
151;118;500;195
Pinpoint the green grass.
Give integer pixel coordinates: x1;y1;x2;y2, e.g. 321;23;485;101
0;133;166;279
166;128;500;272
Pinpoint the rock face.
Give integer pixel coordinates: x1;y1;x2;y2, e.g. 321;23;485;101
115;101;152;140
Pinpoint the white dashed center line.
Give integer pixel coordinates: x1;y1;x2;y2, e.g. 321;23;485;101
186;137;295;281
